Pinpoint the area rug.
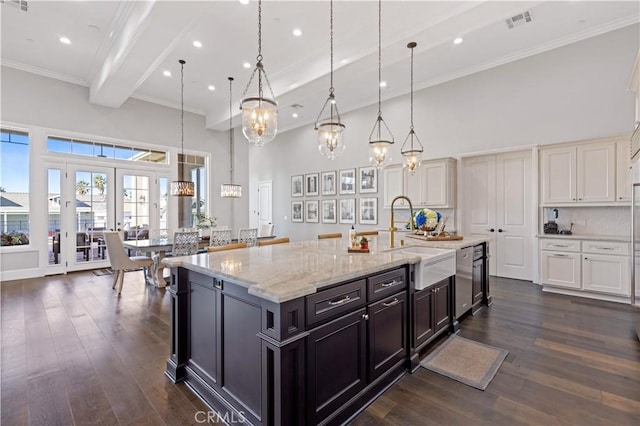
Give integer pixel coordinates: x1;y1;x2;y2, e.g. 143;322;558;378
420;335;508;391
92;267;141;276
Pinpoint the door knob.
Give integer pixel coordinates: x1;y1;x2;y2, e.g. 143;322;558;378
487;228;495;232
498;229;503;233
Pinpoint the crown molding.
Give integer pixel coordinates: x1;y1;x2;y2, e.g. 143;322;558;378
1;59;88;87
130;93;206;116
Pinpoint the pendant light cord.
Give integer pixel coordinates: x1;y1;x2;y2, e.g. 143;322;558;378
180;59;185;158
410;45;414;131
257;0;263;97
229;77;234;184
330;0;334;94
377;0;382;118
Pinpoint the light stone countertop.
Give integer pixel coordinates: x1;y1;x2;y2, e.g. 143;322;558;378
537;234;630;242
163;235;489;303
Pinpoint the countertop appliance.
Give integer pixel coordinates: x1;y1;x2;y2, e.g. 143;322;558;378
455;246;473;319
544;208;559;234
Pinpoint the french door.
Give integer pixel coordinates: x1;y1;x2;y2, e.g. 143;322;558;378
45;161;169;274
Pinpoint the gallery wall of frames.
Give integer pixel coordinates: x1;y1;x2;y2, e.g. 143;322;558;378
291;166;378;226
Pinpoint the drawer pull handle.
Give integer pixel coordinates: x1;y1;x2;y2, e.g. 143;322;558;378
596;247;615;250
383;298;400;307
381;280;399;288
553;254;568;257
551;244;569;248
328;296;351;306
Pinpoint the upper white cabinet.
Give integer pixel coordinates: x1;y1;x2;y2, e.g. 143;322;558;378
616;141;631;202
541;141;621;205
383;165;405;208
405;159;456;209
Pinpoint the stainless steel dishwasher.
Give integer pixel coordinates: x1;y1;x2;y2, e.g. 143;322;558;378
455;246;473;319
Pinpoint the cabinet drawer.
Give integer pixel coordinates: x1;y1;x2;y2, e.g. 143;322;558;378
367;269;406;303
306;279;366;326
540;251;581;289
540;239;581;252
582;240;629;256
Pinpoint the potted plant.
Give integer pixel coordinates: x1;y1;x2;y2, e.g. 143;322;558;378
196;214;217;239
360;236;369;250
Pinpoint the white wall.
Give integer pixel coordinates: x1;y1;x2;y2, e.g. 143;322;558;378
249;24;639;242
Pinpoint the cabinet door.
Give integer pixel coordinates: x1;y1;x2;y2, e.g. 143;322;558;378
189;279;219;388
383;165;405;208
541;146;576;204
368;292;407;381
472;259;483;305
412;288;434;348
306;308;367;425
540;251;581;289
582;254;630;296
616;141;631;202
577;143;616;202
404;167;425;207
423;161;449;207
433;280;450;333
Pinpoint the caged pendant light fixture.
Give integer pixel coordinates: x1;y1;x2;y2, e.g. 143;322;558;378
240;0;278;147
314;0;346;160
221;77;242;198
400;42;424;174
170;59;195;197
368;0;394;169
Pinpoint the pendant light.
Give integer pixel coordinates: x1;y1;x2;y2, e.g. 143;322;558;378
170;59;195;197
240;0;277;147
314;0;346;160
368;0;394;169
400;42;423;174
221;77;242;198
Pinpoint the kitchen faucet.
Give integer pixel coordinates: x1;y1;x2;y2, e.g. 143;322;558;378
390;195;415;248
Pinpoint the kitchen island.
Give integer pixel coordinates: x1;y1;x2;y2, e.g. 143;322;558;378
163;236;489;425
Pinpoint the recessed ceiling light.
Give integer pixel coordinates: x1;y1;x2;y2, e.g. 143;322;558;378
379;81;387;88
26;38;34;43
453;37;464;45
243;62;251;69
163;70;172;77
208;85;215;91
340;58;349;64
292;113;299;118
59;36;71;45
238;0;249;4
88;25;100;32
292;28;302;37
193;40;202;48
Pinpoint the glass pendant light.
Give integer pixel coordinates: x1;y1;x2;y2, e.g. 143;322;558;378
221;77;242;198
368;0;394;169
400;42;424;175
170;59;195;197
314;0;346;160
240;0;277;147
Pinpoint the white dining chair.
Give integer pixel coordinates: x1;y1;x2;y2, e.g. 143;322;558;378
103;231;154;295
210;228;232;247
172;230;200;256
258;224;274;238
238;228;258;247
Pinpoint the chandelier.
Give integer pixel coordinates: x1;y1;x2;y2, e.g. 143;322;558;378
400;42;424;174
314;0;346;160
240;0;277;147
170;59;195;197
221;77;242;198
368;0;394;169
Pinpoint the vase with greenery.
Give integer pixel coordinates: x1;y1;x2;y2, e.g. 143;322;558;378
196;214;217;239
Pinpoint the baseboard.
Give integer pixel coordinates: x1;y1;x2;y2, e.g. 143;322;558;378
0;268;42;283
542;286;630;304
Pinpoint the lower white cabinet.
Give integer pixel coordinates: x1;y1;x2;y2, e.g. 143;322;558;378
582;254;629;296
541;251;582;289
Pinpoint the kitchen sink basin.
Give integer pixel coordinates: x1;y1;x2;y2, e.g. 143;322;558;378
397;246;456;290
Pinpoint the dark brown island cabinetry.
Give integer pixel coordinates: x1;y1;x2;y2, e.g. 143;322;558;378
410;278;452;363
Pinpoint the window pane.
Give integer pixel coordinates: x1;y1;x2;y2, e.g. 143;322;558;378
1;129;30;246
47;136;168;164
48;169;62;265
72;140;94;156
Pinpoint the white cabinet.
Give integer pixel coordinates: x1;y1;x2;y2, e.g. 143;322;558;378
383;165;405;208
582;254;629;296
616;141;631;202
540;251;582;289
405;159;455;208
541;141;621;205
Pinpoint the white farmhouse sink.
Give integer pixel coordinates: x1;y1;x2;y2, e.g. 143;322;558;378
398;246;456;290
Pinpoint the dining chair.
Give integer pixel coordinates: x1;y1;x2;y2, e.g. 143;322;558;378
210;228;232;247
103;231;154;295
356;231;379;236
258;224;275;238
318;233;342;239
257;237;290;247
238;228;258;247
172;230;199;256
206;242;248;253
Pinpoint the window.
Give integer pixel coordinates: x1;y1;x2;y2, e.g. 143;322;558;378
1;129;30;246
177;154;207;228
47;136;167;164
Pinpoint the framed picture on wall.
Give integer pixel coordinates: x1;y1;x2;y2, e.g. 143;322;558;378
306;200;319;223
291;175;303;197
322;200;337;224
321;171;337;196
339;169;356;195
359;166;377;193
291;201;304;223
305;173;319;197
359;197;377;225
339;198;356;224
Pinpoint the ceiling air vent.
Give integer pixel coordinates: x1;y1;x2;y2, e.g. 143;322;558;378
0;0;28;12
505;11;532;29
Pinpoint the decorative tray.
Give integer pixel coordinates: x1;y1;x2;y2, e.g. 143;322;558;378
348;247;370;253
406;232;463;241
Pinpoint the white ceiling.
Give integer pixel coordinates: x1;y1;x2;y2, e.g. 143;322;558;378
1;1;639;134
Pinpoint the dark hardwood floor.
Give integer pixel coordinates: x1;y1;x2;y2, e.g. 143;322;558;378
1;272;638;425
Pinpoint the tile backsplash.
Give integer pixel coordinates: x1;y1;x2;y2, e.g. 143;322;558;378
542;206;630;237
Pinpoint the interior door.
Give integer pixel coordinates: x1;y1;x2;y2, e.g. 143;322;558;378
257;180;272;228
496;150;532;280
